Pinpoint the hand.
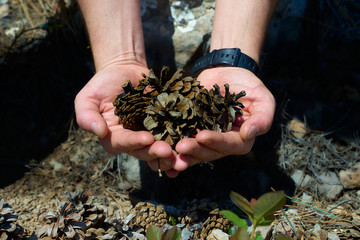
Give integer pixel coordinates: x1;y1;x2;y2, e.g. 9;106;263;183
173;67;275;170
75;62;179;177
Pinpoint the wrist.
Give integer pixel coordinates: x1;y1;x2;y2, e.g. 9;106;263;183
192;48;258;75
96;51;147;72
210;0;278;64
79;0;146;71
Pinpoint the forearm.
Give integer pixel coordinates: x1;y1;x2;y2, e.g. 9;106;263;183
211;0;278;63
78;0;146;71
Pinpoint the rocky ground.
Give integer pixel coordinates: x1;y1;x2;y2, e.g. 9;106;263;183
1;0;360;239
1;122;359;239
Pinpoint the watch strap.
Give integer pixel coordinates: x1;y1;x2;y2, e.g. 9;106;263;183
192;48;259;75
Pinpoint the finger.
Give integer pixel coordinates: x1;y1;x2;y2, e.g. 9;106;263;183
240;93;275;140
99;127;154;154
126;140;174;161
165;169;180;178
196;130;255;156
175;137;223;162
75;91;108;138
172;154;201;172
240;110;274;141
147;157;173;172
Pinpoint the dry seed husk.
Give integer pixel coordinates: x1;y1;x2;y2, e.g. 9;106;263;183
0;197;25;240
113;66;246;148
37;201;86;240
65;191;105;228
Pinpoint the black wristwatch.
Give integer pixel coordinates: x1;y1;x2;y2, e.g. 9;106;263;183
192;48;259;75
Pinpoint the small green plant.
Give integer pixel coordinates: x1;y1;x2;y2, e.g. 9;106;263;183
146;225;181;240
221;191;291;240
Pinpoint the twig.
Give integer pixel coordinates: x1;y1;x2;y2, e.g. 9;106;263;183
19;0;35;28
281;208;297;236
100;175;124;218
117;154;124;184
287;196;342;220
27;0;43;19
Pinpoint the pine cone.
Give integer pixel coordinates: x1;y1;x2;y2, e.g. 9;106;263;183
195;209;231;239
0;197;25;240
65;191;105;228
128;202;168;231
113;80;153;131
113;66;246;148
37;201;86;240
195;83;246;132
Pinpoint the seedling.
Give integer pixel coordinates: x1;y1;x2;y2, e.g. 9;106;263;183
146;225;181;240
221;191;291;240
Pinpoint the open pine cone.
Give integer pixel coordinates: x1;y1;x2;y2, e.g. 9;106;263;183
113;66;246;148
0;197;25;240
65;191;105;228
37;201;86;240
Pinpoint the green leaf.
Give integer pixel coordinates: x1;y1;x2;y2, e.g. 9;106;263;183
253;191;286;220
164;227;181;240
230;227;250;240
230;191;254;221
254;231;264;240
257;213;275;227
146;225;164;240
220;210;248;229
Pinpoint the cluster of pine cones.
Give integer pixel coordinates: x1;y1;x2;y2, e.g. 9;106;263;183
0;192;105;240
113;66;246;147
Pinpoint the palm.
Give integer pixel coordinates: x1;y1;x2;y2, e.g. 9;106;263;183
173;67;275;167
197;67;275;127
75;64;178;175
84;64;149;128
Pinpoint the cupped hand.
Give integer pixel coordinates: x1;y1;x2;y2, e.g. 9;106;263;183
75;62;179;177
173;67;275;171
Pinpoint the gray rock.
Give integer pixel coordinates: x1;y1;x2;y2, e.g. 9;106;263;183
300;192;313;202
291;170;312;187
120;154;142;188
206;229;229;240
248;225;273;239
180;227;193;240
328;233;340;240
170;0;215;67
317;172;343;200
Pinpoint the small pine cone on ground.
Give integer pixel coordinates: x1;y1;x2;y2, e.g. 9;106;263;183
127;202;168;231
65;191;105;228
37;201;86;240
194;209;231;239
0;197;25;240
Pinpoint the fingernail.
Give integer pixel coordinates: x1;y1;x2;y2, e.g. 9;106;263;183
91;122;99;136
247;126;258;139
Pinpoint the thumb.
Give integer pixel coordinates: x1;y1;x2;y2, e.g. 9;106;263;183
74;93;108;138
240;111;273;141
